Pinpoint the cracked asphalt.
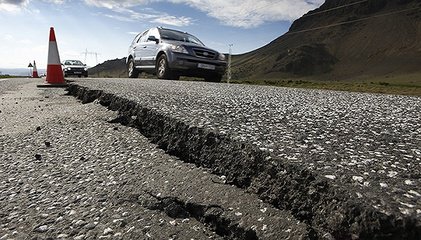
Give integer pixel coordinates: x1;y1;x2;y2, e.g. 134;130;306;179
66;78;420;221
0;79;309;239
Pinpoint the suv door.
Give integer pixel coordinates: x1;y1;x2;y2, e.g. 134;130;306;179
133;30;149;66
142;28;160;67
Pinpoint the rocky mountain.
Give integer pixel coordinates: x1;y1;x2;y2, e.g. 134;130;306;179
233;0;421;81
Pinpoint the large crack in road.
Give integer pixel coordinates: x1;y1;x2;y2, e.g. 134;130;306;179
65;78;420;239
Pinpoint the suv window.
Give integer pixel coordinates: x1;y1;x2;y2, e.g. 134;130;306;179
159;29;204;46
139;30;149;43
131;33;142;45
147;28;160;41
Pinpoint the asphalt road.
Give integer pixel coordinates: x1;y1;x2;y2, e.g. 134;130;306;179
1;78;420;239
0;79;308;239
66;77;420;239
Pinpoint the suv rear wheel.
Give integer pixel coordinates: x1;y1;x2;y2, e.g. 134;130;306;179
128;58;139;78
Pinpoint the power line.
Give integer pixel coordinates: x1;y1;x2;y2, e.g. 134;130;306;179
285;6;421;35
82;48;101;65
302;0;369;18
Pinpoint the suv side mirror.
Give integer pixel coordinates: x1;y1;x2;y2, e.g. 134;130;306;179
148;36;159;44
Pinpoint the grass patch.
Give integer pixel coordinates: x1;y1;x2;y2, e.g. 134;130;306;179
230;73;421;96
0;75;23;79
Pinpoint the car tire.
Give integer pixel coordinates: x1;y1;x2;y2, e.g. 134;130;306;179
205;74;222;82
156;54;174;80
128;58;139;78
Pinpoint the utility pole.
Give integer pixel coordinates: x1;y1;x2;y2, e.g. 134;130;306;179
227;44;233;84
82;48;100;65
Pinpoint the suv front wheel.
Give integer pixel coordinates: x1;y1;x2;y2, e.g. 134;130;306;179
156;55;178;80
128;58;139;78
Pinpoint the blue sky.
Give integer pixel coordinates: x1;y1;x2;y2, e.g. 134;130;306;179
0;0;324;69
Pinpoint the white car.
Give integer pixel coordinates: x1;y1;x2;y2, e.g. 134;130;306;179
62;60;88;77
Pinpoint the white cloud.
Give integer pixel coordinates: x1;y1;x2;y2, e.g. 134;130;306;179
3;34;14;41
19;39;32;44
151;15;192;27
83;0;152;9
44;0;66;4
83;0;324;28
0;0;65;12
0;0;29;12
86;0;193;27
169;0;324;28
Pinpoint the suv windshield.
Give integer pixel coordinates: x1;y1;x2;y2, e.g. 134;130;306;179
159;29;204;46
64;60;84;66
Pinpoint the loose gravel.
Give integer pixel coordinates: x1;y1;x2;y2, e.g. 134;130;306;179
67;78;420;239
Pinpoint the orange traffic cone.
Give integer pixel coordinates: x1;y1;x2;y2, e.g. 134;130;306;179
32;60;39;78
46;27;65;84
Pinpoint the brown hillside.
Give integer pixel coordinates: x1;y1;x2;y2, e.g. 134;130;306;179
232;0;421;81
89;58;127;78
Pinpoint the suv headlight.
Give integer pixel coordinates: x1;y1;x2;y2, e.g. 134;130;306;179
218;53;226;61
170;45;189;54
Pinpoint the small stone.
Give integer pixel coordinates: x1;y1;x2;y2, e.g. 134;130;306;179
113;127;119;131
404;180;413;185
85;222;96;230
352;176;363;183
387;171;398;178
74;235;85;240
57;234;68;238
35;154;42;160
104;227;113;235
409;190;421;197
75;220;86;227
45;141;51;147
36;126;41;131
34;225;48;233
324;175;336;180
380;183;388;188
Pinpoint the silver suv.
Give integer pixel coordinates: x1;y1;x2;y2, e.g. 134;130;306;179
127;27;227;82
